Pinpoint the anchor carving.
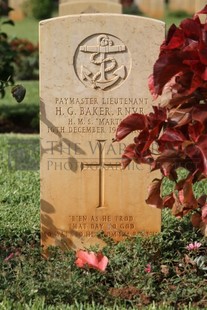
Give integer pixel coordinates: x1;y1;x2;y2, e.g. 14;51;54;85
80;34;127;90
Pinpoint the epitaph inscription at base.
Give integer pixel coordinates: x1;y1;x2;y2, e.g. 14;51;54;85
40;14;165;249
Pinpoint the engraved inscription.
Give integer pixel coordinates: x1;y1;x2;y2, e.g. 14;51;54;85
81;140;121;208
67;215;136;237
43;215;136;239
52;96;148;134
74;34;130;90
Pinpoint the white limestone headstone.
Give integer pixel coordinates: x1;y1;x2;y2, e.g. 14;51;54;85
40;14;165;249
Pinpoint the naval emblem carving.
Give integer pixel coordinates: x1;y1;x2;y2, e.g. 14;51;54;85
74;34;130;91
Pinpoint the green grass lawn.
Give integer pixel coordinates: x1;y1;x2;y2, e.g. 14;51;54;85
0;81;39;105
0;134;39;231
2;17;39;43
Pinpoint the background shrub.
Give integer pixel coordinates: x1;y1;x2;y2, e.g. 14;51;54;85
0;2;16;97
10;38;39;80
30;0;54;20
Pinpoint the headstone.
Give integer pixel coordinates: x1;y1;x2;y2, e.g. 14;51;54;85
59;0;122;15
40;14;164;249
60;0;120;3
195;0;206;22
9;0;25;21
169;0;196;15
195;0;207;12
138;0;164;19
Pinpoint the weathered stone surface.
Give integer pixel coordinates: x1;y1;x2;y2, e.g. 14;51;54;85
40;14;165;249
59;0;122;15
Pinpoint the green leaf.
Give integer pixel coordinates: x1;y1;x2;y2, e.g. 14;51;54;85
0;88;5;98
0;32;8;39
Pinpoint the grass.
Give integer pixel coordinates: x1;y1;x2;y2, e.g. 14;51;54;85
164;8;192;28
0;81;39;106
2;17;39;43
0;134;39;231
0;134;207;309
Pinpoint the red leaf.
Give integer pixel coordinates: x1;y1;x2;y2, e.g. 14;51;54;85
188;122;203;142
158;128;186;151
135;148;154;165
172;193;184;217
121;144;136;169
147;106;167;128
168;108;192;127
135;128;158;155
162;24;184;50
201;204;207;224
167;94;193;109
192;105;207;125
180;18;201;41
174;71;195;96
75;250;108;272
198;195;207;207
153;52;187;95
199;40;207;66
195;4;207;16
148;74;158;99
115;113;147;142
185;135;207;176
201;67;207;80
153;150;184;178
146;178;163;208
172;175;198;217
191;213;202;227
163;194;175;209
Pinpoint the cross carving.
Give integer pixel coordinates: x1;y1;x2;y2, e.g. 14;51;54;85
81;140;122;208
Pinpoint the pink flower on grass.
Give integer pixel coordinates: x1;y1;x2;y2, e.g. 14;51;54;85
145;263;151;273
4;253;14;262
186;241;202;251
75;250;108;272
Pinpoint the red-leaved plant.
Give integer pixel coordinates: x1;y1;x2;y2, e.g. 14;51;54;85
114;6;207;235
